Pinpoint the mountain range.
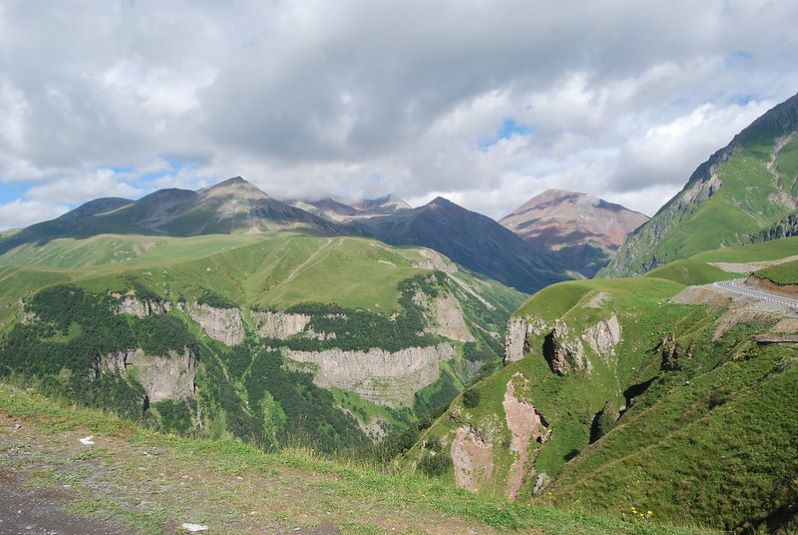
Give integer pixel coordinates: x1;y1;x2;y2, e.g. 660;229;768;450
2;91;798;534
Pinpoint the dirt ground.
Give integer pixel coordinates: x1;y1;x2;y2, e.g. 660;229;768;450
0;414;497;535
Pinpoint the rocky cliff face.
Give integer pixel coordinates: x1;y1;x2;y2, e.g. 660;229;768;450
451;424;495;492
504;316;548;363
251;310;311;339
502;373;548;499
506;313;621;372
282;344;455;408
583;315;622;363
186;303;245;346
420;290;475;342
100;347;197;403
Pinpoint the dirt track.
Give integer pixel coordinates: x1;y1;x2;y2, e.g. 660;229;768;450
0;484;126;535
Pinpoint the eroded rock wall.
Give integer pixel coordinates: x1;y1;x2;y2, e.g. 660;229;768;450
101;347;197;403
251;310;312;339
504;315;548;363
429;291;475;342
502;373;548;499
186;303;245;346
282;343;455;407
111;292;172;318
451;425;494;492
582;315;622;362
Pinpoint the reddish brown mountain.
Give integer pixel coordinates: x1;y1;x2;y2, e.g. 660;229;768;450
500;190;648;277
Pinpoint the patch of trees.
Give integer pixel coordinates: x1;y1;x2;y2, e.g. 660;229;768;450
241;345;368;452
0;284;199;424
418;437;452;477
196;289;238;309
154;398;197;435
282;274;444;352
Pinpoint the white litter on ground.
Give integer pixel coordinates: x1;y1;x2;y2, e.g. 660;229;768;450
181;523;209;532
79;436;95;445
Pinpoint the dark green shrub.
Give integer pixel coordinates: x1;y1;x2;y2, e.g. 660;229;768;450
462;388;481;408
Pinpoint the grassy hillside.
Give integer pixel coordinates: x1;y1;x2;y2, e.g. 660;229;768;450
602;94;798;277
0;231;524;456
405;238;798;532
0;381;715;535
755;259;798;284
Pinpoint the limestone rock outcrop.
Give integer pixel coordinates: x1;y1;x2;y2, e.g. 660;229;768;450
503;373;548;499
543;320;590;375
251;310;311;339
186;303;245;346
112;293;172;318
451;425;494;492
282;343;455;408
100;347;197;403
583;315;622;362
429;291;475;342
504;315;548;363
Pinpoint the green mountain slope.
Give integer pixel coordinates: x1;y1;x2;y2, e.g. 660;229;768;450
403;238;798;533
601;92;798;277
0;232;524;454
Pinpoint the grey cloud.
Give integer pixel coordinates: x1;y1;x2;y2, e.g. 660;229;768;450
0;0;797;228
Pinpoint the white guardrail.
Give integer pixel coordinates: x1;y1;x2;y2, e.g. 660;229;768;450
713;280;798;310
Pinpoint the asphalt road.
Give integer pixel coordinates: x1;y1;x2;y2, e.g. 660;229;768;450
713;279;798;310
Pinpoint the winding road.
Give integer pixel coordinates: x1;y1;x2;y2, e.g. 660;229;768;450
713;279;798;311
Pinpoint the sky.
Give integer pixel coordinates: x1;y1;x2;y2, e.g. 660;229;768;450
1;0;798;230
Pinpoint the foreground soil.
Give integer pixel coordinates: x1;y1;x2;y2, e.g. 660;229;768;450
0;385;713;535
0;413;500;535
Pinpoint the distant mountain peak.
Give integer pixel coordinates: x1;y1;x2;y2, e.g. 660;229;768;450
500;190;648;277
354;196;566;293
200;176;269;200
427;196;452;208
354;194;411;213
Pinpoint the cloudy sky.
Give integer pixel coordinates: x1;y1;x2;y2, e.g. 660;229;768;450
1;0;797;230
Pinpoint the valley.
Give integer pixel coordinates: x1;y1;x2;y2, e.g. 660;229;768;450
1;94;798;534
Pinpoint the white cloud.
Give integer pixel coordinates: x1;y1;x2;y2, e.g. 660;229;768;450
0;199;69;230
25;169;142;205
0;0;797;226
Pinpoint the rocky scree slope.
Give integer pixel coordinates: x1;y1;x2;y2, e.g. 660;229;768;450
500;189;648;277
602;91;798;277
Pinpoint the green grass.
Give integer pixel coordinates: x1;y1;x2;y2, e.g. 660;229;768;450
412;276;688;497
691;235;798;263
754;259;798;284
775;136;798;193
547;342;798;531
0;229;525;463
644;259;738;286
0;381;714;534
